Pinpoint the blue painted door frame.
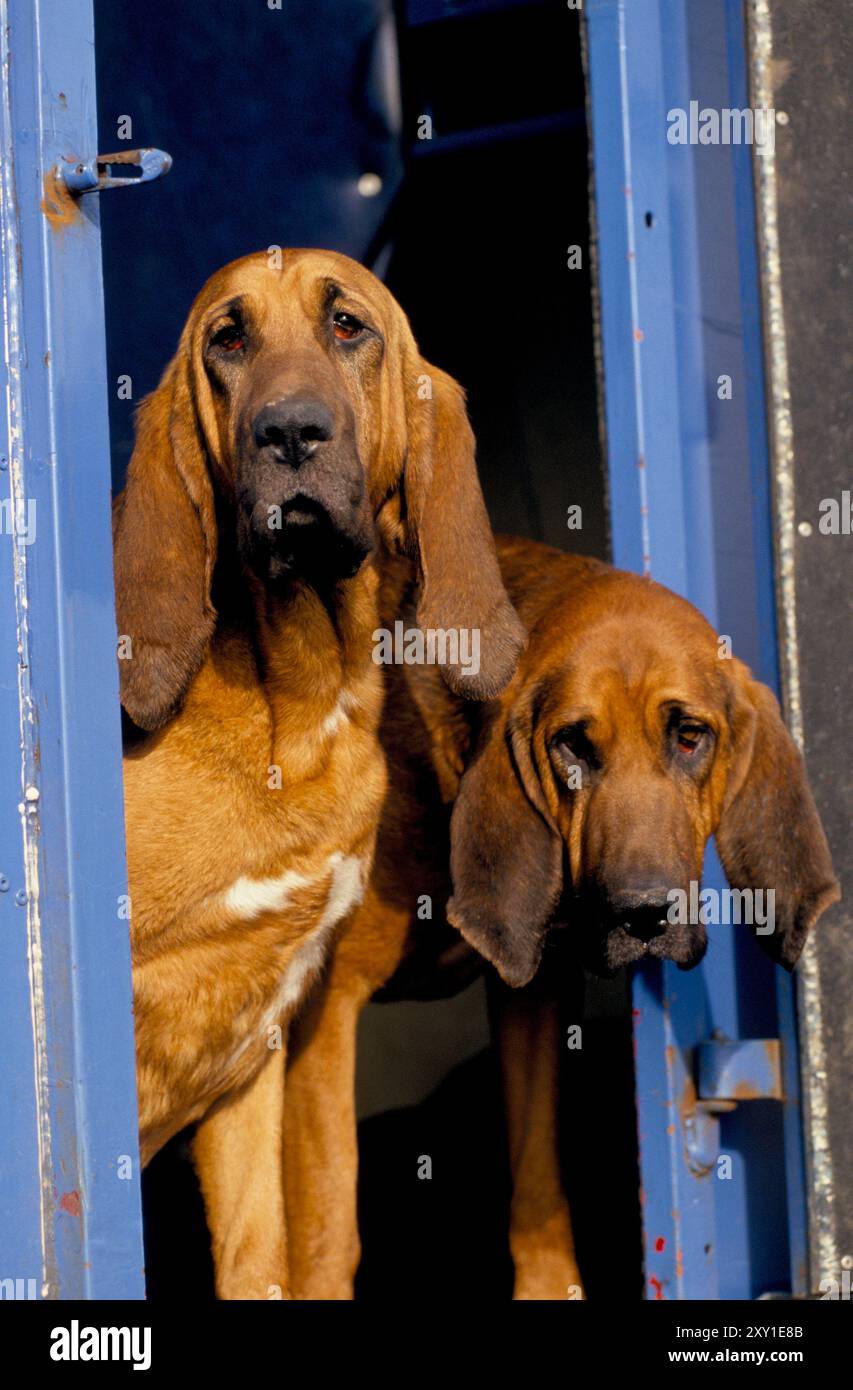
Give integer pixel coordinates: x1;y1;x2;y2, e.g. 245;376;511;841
586;0;807;1298
0;0;144;1298
0;0;805;1302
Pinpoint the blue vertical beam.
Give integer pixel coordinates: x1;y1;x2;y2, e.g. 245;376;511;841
585;0;805;1298
585;0;715;1300
0;0;144;1298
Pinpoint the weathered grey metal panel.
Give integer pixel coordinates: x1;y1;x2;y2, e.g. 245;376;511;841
747;0;853;1290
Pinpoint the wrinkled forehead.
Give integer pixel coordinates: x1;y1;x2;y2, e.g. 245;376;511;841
530;584;729;724
190;249;396;330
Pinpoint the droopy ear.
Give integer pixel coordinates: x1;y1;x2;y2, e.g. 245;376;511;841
401;359;526;700
447;699;563;987
716;665;840;969
112;349;218;731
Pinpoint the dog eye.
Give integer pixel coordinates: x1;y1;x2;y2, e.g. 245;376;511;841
333;312;365;341
550;724;599;785
674;720;708;754
209;323;245;353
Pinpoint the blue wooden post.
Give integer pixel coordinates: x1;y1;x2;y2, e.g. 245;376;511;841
0;0;144;1298
585;0;806;1298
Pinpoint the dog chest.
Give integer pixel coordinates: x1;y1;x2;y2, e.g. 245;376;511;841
220;851;366;1075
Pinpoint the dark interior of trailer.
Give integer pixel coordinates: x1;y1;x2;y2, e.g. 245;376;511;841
95;0;642;1299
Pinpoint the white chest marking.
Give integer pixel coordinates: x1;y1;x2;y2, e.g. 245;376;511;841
320;700;349;739
317;852;365;931
268;852;365;1011
270;845;363;1011
319;687;359;740
222;853;366;1073
223;866;312;921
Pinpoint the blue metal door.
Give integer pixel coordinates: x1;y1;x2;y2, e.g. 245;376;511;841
0;0;144;1298
586;0;807;1299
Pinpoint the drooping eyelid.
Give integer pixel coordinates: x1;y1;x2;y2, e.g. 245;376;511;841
549;717;599;759
660;699;717;731
326;287;379;336
548;711;596;744
204;297;249;343
665;709;717;757
548;720;603;784
335;305;378;335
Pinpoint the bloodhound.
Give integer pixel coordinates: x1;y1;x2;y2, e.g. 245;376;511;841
112;249;524;1299
283;538;840;1300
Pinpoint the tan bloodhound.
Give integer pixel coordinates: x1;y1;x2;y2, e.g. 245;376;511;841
113;250;524;1298
283;538;840;1300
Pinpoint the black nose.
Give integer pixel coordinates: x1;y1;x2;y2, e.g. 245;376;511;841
252;397;335;466
607;889;672;943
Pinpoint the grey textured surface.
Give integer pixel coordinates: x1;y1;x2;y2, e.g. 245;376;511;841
759;0;853;1282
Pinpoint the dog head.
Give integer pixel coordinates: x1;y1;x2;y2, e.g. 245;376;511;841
113;249;525;730
447;547;839;984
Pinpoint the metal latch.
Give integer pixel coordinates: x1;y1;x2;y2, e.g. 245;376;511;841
58;148;172;195
684;1037;783;1176
697;1037;783;1103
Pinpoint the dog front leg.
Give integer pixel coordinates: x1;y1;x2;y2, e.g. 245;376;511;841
192;1044;289;1301
494;986;585;1301
283;974;368;1300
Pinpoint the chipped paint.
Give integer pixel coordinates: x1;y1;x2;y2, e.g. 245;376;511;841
679;1074;697;1126
0;9;55;1298
40;164;81;229
732;1080;762;1101
698;1037;783;1101
1;0;145;1302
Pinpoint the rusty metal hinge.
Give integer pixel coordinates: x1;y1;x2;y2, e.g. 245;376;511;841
58;148;172;195
684;1037;784;1176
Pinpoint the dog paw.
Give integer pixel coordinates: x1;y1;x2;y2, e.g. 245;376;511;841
512;1256;586;1301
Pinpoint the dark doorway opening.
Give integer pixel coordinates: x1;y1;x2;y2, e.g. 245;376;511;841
95;0;640;1301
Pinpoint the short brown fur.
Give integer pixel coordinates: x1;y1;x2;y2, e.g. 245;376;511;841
115;250;523;1298
284;538;839;1299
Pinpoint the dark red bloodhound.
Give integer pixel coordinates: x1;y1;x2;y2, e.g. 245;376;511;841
112;249;524;1298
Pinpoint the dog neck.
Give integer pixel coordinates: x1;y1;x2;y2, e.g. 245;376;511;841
229;559;383;785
